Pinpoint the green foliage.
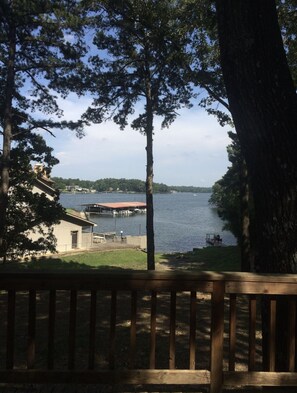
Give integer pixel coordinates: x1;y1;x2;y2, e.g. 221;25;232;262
0;0;87;137
0;0;86;260
83;0;194;132
80;0;198;269
209;132;242;241
170;185;212;193
52;176;210;193
3;132;65;260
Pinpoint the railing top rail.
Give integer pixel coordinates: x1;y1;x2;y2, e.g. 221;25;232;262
1;270;297;293
1;269;297;280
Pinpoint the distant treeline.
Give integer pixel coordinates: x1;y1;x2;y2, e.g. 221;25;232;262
52;177;211;194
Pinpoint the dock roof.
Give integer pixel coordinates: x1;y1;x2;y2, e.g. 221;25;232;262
83;202;146;209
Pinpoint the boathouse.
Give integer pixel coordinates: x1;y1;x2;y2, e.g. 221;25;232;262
83;201;147;216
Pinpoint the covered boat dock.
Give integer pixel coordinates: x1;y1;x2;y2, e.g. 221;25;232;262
83;201;147;216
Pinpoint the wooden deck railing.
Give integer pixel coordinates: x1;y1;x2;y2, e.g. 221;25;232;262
0;270;297;392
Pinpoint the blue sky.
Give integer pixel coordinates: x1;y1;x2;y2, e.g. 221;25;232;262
43;93;232;187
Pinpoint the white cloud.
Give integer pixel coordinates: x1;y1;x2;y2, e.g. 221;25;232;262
49;95;232;186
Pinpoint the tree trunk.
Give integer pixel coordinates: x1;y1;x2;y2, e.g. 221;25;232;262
215;0;297;373
0;20;16;262
239;159;253;272
145;95;155;270
216;0;297;273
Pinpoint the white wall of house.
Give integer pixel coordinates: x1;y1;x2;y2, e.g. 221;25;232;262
53;220;93;252
81;232;93;249
32;185;54;200
28;220;93;254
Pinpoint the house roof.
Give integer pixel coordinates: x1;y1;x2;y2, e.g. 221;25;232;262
34;177;95;227
64;211;95;227
34;177;57;197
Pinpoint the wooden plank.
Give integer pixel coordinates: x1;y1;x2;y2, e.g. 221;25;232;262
0;369;211;385
288;297;296;372
228;294;236;371
224;371;297;387
68;290;77;370
27;290;36;369
88;290;97;370
149;291;157;369
3;270;297;293
226;281;297;295
48;290;56;370
0;271;215;292
129;291;137;369
6;290;15;369
169;291;176;369
109;290;117;370
249;295;257;371
189;291;196;370
210;281;225;393
10;272;297;291
268;297;276;372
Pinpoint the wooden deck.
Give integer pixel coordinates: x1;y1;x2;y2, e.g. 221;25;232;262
0;271;297;392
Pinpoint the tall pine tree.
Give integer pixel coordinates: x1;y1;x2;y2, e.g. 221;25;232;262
0;0;86;261
82;0;193;269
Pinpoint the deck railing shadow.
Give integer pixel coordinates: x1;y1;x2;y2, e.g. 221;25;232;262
0;271;296;392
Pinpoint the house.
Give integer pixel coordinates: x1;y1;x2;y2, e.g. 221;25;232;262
56;208;95;252
30;166;95;253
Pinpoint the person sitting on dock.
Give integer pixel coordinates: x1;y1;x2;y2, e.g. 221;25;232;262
215;234;222;244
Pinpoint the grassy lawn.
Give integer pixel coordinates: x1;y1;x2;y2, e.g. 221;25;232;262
0;245;241;272
184;245;241;271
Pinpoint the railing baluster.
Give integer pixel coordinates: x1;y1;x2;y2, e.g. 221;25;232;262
249;295;257;371
129;291;137;369
27;289;36;369
169;291;176;369
210;281;225;393
68;290;77;370
288;297;296;371
268;296;276;372
189;291;196;370
229;293;236;371
109;290;117;369
48;290;56;370
88;290;97;370
149;291;157;369
6;289;15;369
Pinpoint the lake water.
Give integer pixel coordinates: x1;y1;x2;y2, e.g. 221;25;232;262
60;192;237;253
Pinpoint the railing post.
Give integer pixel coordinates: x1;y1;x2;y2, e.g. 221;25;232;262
210;280;225;393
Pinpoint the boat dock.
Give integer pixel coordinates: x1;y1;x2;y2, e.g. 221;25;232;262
83;202;147;216
205;233;223;246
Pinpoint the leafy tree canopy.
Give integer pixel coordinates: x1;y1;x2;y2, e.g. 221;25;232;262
52;176;211;194
80;0;198;270
209;132;242;241
82;0;194;131
3;132;64;261
0;0;88;260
